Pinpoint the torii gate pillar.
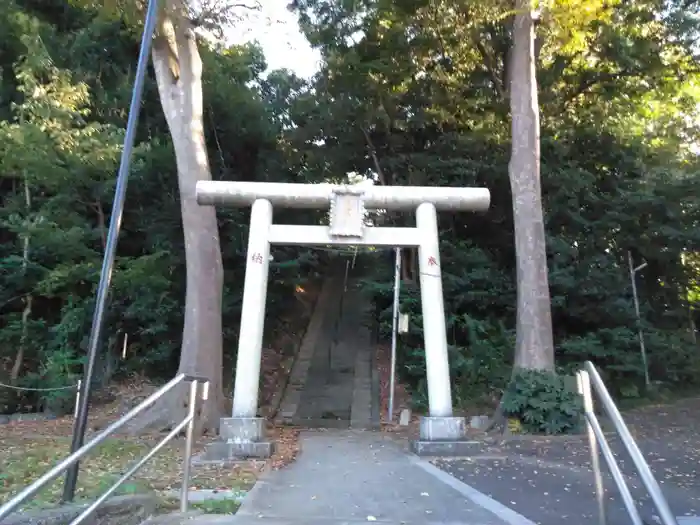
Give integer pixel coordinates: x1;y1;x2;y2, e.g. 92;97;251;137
196;181;490;459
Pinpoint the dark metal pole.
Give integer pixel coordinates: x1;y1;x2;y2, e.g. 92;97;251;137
62;0;160;502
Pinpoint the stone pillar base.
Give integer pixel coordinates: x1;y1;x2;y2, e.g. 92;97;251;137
419;415;466;440
197;417;274;463
411;416;484;457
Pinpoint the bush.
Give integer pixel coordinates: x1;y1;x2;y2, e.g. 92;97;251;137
501;368;583;435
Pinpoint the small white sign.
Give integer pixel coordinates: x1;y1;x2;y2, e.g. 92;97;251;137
398;313;410;333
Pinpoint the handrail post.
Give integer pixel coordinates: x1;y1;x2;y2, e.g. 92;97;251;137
577;371;607;525
180;380;200;512
579;369;644;525
584;362;678;525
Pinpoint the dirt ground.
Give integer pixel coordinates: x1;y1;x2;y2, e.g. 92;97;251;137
0;394;258;509
0;377;303;509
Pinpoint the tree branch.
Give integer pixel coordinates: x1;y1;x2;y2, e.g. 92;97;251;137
360;125;387;186
474;35;505;100
188;0;262;37
561;69;642;109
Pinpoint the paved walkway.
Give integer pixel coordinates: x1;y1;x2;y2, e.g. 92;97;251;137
231;430;530;525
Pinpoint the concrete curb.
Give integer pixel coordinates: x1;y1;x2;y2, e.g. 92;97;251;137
232;473;270;517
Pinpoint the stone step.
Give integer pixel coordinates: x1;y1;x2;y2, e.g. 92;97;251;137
277;279;379;431
291;417;351;429
275;276;344;424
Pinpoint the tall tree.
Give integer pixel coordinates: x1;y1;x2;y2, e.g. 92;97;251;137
139;0;226;432
508;1;554;370
65;0;258;432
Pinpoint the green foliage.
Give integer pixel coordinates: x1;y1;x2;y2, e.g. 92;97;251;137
501;369;584;435
293;0;700;413
0;0;320;412
360;242;515;408
22;347;82;415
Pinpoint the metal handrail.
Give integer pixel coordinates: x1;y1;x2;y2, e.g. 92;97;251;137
576;361;678;525
0;374;209;523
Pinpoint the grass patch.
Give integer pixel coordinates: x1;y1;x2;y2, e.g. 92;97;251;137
155;495;241;515
0;434;257;511
192;499;240;514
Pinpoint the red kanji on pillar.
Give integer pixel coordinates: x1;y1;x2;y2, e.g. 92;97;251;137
251;252;264;264
428;256;438;267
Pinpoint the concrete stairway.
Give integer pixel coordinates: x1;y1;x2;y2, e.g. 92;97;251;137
276;275;379;430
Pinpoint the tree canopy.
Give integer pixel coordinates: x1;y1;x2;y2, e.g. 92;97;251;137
0;0;698;418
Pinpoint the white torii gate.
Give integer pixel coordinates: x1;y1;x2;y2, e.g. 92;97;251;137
196;181;490;458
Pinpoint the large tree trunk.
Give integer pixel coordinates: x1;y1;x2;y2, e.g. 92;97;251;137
508;0;555;371
486;3;555;436
129;3;225;434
